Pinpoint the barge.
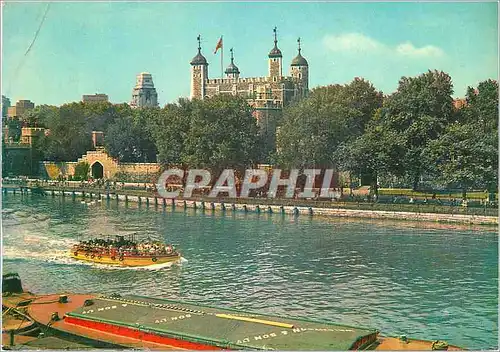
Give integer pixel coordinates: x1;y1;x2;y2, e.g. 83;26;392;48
4;293;459;350
2;274;459;350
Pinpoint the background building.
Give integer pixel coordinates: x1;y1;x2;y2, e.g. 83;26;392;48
82;94;109;103
130;72;158;108
190;28;309;153
92;131;105;148
2;95;11;118
7;100;35;119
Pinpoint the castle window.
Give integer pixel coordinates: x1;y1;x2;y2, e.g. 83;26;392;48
298;73;302;79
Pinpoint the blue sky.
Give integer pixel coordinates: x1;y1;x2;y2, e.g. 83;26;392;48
2;1;498;106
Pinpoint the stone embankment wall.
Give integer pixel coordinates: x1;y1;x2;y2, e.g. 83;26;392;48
40;149;160;180
4;187;497;226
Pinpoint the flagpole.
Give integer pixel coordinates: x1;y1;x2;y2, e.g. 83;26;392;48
220;35;223;79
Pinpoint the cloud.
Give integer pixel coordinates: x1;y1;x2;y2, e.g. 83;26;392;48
323;33;382;53
323;33;444;59
395;42;444;58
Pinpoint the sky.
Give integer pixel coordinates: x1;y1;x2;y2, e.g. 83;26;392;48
2;1;498;106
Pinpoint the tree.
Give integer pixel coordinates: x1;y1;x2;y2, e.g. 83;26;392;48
104;110;157;163
6;119;22;142
73;162;90;181
83;102;132;132
383;70;455;190
20;110;39;127
29;105;58;128
461;79;498;131
181;95;260;176
147;95;260;177
388;71;453;188
42;103;92;161
336;110;406;196
424;80;498;198
276;78;383;169
147;99;192;166
424;122;497;199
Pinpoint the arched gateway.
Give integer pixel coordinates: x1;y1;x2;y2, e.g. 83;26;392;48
91;161;104;179
41;148;160;180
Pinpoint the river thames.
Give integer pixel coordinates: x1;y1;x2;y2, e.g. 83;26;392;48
1;194;497;350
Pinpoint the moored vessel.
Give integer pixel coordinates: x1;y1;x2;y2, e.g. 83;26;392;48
70;235;181;267
21;293;461;350
2;274;461;351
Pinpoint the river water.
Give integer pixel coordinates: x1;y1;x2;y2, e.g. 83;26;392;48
1;194;497;349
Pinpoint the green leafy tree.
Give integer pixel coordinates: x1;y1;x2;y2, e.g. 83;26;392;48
424;80;498;198
182;95;260;175
147;99;192;166
461;79;498;130
276;78;383;169
104;110;157;162
424;123;497;199
30;105;59;128
43;103;92;161
148;95;260;176
73;162;90;181
6;119;22;142
383;70;455;190
83;102;132;132
336;110;406;196
20;110;39;127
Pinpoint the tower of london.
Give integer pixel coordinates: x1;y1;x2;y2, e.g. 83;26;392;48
190;28;309;152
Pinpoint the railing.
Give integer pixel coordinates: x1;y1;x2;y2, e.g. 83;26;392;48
8;181;497;217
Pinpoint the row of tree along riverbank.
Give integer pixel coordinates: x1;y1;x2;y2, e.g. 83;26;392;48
4;72;498;200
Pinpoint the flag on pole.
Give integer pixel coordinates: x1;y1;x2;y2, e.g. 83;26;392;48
214;36;223;54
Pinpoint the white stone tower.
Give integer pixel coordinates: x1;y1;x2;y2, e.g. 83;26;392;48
131;72;158;108
190;35;209;100
290;37;309;94
225;48;240;79
268;27;283;79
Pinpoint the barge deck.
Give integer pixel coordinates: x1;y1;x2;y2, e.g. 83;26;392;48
21;293;460;350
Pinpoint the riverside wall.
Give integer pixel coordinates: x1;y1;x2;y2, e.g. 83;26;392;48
3;187;497;226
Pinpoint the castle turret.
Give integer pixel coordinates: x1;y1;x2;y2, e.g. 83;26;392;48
131;72;158;108
290;37;309;94
225;48;240;79
190;35;209;100
268;27;282;79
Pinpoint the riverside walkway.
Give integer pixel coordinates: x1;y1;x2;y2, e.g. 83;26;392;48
2;182;497;226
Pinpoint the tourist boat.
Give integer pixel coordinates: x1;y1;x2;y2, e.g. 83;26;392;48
2;274;461;350
69;235;181;267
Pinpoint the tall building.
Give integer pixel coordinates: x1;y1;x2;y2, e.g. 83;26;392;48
82;94;109;103
7;100;35;119
2;95;11;118
130;72;158;108
190;28;309;152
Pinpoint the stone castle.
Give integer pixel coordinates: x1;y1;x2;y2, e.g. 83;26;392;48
190;28;309;149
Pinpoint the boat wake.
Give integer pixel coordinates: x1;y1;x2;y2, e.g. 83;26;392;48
61;256;188;271
89;257;187;271
2;228;77;263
